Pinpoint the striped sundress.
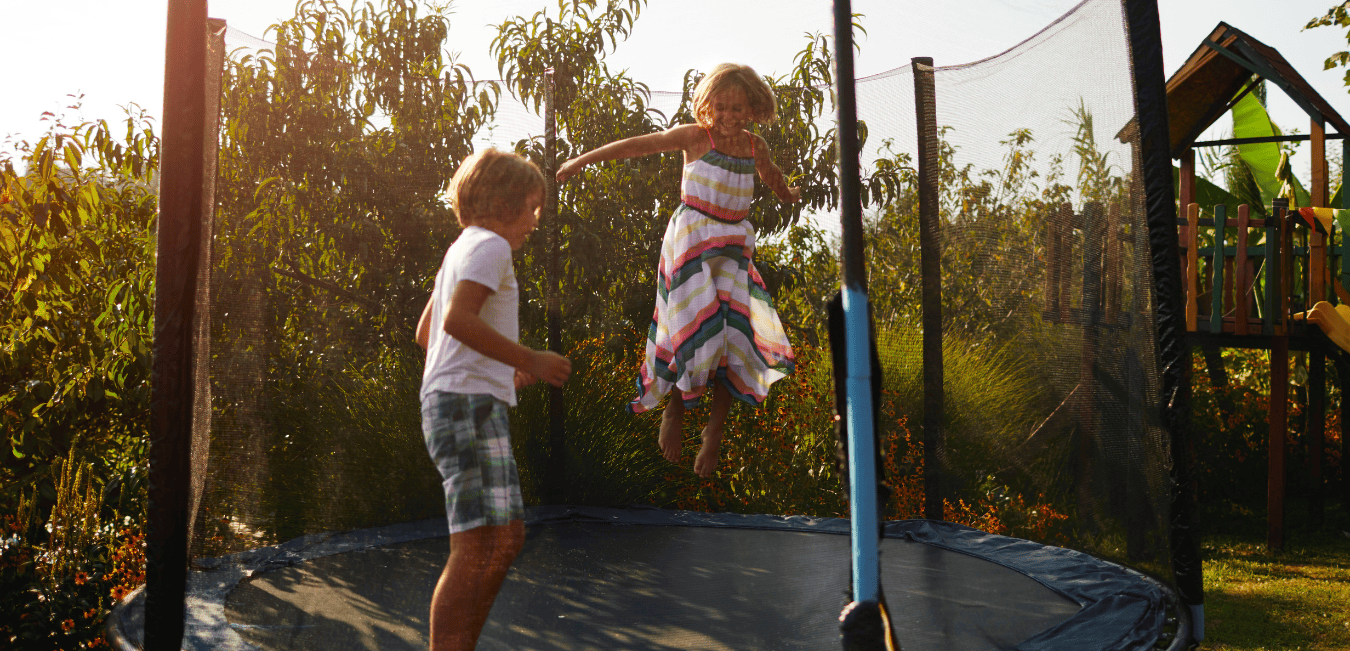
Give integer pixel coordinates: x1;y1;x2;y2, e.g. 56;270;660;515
629;128;795;413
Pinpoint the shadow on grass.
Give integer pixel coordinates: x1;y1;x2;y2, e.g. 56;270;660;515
1199;498;1350;650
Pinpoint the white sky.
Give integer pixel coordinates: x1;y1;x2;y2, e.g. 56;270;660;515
3;0;1347;185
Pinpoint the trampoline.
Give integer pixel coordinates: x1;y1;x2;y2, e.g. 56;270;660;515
117;0;1203;649
109;506;1176;650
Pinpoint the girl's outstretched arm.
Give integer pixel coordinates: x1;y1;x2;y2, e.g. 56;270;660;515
751;134;801;204
556;124;700;183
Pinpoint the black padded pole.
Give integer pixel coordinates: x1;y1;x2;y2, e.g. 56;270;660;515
1122;0;1204;638
837;10;865;294
913;56;944;521
148;0;208;647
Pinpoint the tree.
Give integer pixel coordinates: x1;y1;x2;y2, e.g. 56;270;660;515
1307;4;1350;88
0;110;159;490
207;0;499;541
491;3;902;344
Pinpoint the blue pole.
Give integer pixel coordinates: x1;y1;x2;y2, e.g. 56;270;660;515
844;290;879;602
833;0;879;604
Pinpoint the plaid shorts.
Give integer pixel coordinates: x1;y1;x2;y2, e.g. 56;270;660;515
421;392;524;534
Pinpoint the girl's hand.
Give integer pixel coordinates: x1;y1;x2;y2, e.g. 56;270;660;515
556;158;584;183
514;369;537;389
785;186;801;203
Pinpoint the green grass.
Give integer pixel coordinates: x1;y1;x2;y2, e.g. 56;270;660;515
1199;501;1350;650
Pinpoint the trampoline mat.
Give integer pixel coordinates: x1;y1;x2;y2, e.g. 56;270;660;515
225;522;1080;651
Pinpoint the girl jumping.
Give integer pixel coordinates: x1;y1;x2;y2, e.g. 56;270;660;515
557;63;798;478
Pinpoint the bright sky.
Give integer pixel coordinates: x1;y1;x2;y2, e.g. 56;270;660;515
3;0;1347;184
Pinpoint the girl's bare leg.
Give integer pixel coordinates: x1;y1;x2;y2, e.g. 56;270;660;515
430;520;525;651
694;384;733;477
659;396;685;463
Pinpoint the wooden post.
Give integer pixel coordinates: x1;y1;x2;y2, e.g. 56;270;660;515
1269;334;1288;551
1280;201;1293;336
1235;205;1250;335
1180;147;1196;240
1265;206;1281;336
1180;148;1197;316
1105;202;1122;325
1311;225;1327;307
1211;204;1227;333
1059;202;1074;323
1309;350;1326;528
1338;355;1350;513
1312;118;1328;208
1045;205;1061;317
1186;203;1200;331
1269;199;1291;551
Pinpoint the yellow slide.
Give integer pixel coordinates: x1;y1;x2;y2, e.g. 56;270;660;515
1295;301;1350;353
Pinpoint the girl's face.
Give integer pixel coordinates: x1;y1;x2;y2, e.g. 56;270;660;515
708;86;749;137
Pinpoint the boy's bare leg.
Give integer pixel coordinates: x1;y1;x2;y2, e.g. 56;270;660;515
694;384;733;477
659;396;685;463
430;520;525;651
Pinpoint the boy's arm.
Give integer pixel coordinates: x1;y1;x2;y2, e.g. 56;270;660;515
556;124;698;183
416;294;433;350
444;280;571;386
752;134;801;204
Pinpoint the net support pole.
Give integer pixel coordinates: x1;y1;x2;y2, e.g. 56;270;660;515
544;69;566;502
833;0;879;605
148;0;208;648
912;56;944;522
1123;0;1204;642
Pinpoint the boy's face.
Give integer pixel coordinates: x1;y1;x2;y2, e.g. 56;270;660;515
492;190;543;251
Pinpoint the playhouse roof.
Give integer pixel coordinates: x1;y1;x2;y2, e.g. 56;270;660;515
1118;22;1349;156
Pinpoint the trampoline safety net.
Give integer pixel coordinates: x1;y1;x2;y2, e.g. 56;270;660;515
168;0;1189;649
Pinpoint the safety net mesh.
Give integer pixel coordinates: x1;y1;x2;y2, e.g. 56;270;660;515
189;0;1176;599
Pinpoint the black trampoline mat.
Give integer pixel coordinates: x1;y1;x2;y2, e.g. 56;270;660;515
225;522;1079;651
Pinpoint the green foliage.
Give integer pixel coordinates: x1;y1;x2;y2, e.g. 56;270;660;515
865;124;1085;340
1191;348;1345;512
205;0;497;546
1307;3;1350;87
492;5;904;349
1;110;158;493
1;451;147;650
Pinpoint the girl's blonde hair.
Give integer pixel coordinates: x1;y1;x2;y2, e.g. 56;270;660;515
692;63;777;128
448;148;545;227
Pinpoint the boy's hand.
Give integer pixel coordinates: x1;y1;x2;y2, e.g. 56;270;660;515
527;350;572;387
785;186;801;203
556;158;584;184
514;369;537;389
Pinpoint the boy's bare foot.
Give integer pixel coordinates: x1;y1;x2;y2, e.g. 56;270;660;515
694;428;722;478
659;403;683;463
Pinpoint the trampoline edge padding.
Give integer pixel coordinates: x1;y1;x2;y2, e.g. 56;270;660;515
107;505;1172;651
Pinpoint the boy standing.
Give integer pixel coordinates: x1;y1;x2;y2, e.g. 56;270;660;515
416;149;571;651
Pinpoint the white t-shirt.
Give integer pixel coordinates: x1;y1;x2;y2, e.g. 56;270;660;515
420;226;519;405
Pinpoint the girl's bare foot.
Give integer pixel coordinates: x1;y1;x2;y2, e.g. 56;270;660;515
694;428;722;478
658;401;684;463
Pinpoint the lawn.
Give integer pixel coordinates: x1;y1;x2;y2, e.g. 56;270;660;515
1199;501;1350;650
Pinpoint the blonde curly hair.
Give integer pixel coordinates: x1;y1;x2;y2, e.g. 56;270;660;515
692;63;777;128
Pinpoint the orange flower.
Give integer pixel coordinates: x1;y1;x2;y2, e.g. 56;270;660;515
62;618;75;632
74;571;89;585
